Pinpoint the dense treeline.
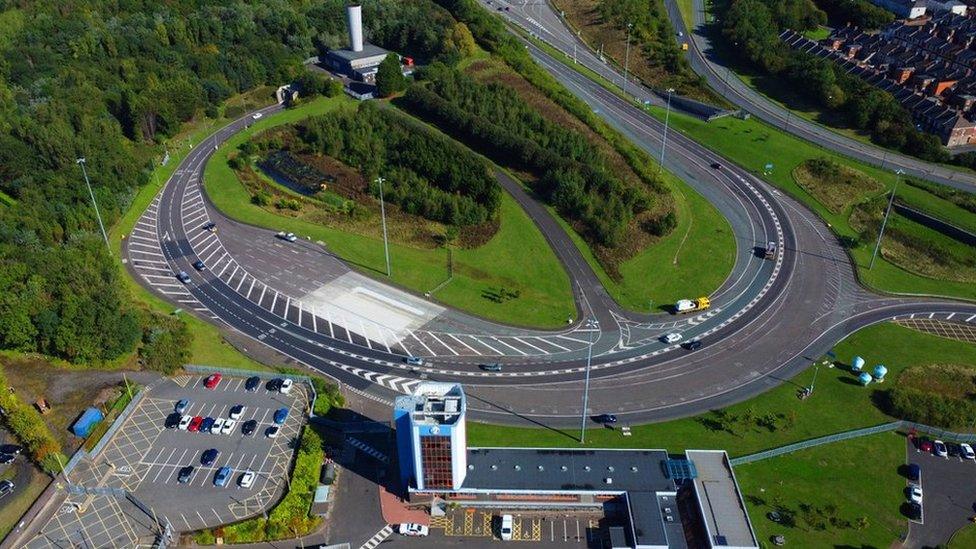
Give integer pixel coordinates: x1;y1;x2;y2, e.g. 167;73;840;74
719;0;950;163
814;0;894;30
297;103;500;226
405;66;652;246
0;0;461;364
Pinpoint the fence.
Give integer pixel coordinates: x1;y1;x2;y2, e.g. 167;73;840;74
731;420;976;466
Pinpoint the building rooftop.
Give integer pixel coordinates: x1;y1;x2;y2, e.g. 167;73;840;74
327;43;389;62
685;450;758;549
394;382;465;427
460;447;675;493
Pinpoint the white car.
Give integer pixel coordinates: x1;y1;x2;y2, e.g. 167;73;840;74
397;523;429;537
280;379;294;394
500;514;513;541
178;415;192;430
251;112;263;120
266;426;280;439
229;404;244;421
909;484;923;504
934;440;948;457
211;418;225;434
661;332;683;344
239;470;255;489
221;419;236;435
962;443;975;460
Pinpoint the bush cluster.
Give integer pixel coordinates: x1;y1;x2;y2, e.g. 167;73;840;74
0;368;65;474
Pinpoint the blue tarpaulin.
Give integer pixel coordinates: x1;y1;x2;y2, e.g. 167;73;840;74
71;407;104;437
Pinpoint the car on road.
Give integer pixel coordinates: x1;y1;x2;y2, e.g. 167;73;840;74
239;470;256;489
245;376;261;392
252;112;263;120
275;231;297;242
0;454;14;465
221;419;236;435
406;356;424;366
200;417;215;433
682;340;703;351
164;413;182;429
962;443;975;460
279;378;294;394
214;466;232;487
188;416;203;432
211;418;225;434
908;463;921;482
192;260;206;271
242;419;258;436
175;399;189;414
500;514;513;541
918;438;933;453
0;480;14;497
274;408;289;424
204;373;222;389
908;484;923;504
201;449;219;466
661;332;683;344
266;426;280;439
202;222;216;233
398;523;429;537
0;445;22;456
934;440;948;457
596;414;618;424
480;363;503;372
176;271;191;283
229;404;244;420
711;162;722;169
178;466;194;484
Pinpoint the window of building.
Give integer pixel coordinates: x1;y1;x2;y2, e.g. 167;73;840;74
420;435;453;488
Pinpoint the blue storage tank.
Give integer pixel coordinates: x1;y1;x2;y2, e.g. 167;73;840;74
858;372;873;385
851;356;865;372
71;407;104;438
873;364;888;381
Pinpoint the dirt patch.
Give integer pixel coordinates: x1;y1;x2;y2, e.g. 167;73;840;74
793;158;883;215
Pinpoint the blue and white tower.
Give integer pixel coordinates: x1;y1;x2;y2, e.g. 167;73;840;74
393;382;468;491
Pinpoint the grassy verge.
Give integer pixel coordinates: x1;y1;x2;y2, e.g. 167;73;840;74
676;0;696;28
736;431;907;548
82;384;138;452
951;523;976;546
649;108;976;300
467;322;976;456
207;98;575;328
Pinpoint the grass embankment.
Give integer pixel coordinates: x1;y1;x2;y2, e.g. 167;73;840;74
735;431;907;548
208;97;575;328
650;109;976;300
951;523;976;546
792;157;883;215
468;322;976;456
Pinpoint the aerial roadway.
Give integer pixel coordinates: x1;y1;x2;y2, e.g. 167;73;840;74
125;6;976;427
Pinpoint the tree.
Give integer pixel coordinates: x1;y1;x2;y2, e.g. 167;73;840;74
375;55;407;97
444;22;477;57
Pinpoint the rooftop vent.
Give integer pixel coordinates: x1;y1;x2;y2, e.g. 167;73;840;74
561;466;568;471
631;466;638;472
604;477;613;484
468;464;474;470
584;466;591;472
514;465;521;471
538;465;544;471
608;466;615;472
490;465;497;470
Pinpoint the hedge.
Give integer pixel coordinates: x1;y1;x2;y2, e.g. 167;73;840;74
0;367;66;474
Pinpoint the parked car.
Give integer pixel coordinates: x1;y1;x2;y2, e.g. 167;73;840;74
962;443;975;460
279;378;294;394
200;417;215;433
202;222;216;233
203;373;222;389
201;449;219;466
274;408;289;424
682;340;703;351
252;112;263;120
907;502;922;520
229;404;244;420
0;445;22;456
661;332;683;344
500;514;513;541
596;414;618;424
221;419;236;435
480;363;503;372
192;260;206;271
918;439;934;453
266;426;280;439
214;466;232;487
242;419;258;436
908;484;923;504
176;271;191;283
398;523;429;537
211;418;225;434
267;378;283;392
245;376;261;392
178;466;194;484
175;399;189;414
908;463;921;482
164;413;182;429
0;454;14;465
188;416;204;432
406;356;424;366
0;480;14;497
239;470;255;489
947;442;961;457
934;440;948;457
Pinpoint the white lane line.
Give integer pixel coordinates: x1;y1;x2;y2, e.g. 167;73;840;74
408;331;437;356
447;333;481;355
258;284;268;305
536;337;570;352
428;332;459;356
556;334;589;344
246;278;256;299
513;337;549;354
358;320;373;349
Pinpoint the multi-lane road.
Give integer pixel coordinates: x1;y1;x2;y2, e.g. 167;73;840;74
123;5;976;427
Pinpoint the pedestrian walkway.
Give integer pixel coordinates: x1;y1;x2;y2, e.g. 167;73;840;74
378;486;428;526
358;525;392;549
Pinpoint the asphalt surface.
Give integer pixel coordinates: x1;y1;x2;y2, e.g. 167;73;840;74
904;438;976;548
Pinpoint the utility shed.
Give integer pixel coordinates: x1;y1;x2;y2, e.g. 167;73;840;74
71;407;104;438
684;450;759;549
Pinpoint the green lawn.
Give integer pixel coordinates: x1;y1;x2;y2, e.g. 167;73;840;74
650;108;976;300
468;322;976;456
204;97;575;328
735;431;907;548
951;522;976;546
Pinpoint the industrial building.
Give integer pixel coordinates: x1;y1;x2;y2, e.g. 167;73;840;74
324;4;390;83
393;382;759;549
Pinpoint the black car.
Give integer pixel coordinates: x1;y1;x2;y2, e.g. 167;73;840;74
192;260;206;271
245;376;261;392
947;442;962;457
201;449;219;466
241;419;258;436
908;463;921;482
178;465;194;484
202;222;216;232
682;340;703;351
711;162;722;169
267;378;283;391
480;363;503;372
0;454;14;465
907;502;922;520
596;414;618;424
0;445;22;456
164;413;182;429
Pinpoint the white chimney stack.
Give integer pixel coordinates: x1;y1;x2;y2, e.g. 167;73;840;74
347;4;364;53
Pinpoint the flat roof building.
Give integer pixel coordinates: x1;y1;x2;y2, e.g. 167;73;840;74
324;5;389;83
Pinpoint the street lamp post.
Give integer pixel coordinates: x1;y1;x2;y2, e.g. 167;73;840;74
76;158;110;252
660;88;675;171
869;170;903;270
579;318;600;445
375;176;391;277
623;23;633;90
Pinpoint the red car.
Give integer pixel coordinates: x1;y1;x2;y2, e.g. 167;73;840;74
918;439;934;453
188;416;204;432
203;373;222;389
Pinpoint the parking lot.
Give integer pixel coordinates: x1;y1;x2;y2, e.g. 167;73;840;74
905;436;976;548
33;372;310;545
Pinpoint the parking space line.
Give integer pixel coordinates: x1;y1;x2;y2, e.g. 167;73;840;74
447;333;480;355
428;332;459;356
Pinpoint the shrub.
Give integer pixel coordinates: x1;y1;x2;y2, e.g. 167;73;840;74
0;368;65;474
139;311;192;375
252;191;272;206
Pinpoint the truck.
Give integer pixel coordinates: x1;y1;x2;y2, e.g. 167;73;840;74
673;297;710;314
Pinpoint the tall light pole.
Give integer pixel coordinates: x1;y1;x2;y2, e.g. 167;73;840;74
375;176;391;277
869;170;903;270
659;88;675;171
579;318;600;445
76;158;110;252
623;23;633;90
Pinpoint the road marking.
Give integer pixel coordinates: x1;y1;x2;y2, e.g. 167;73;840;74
428;332;459;355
